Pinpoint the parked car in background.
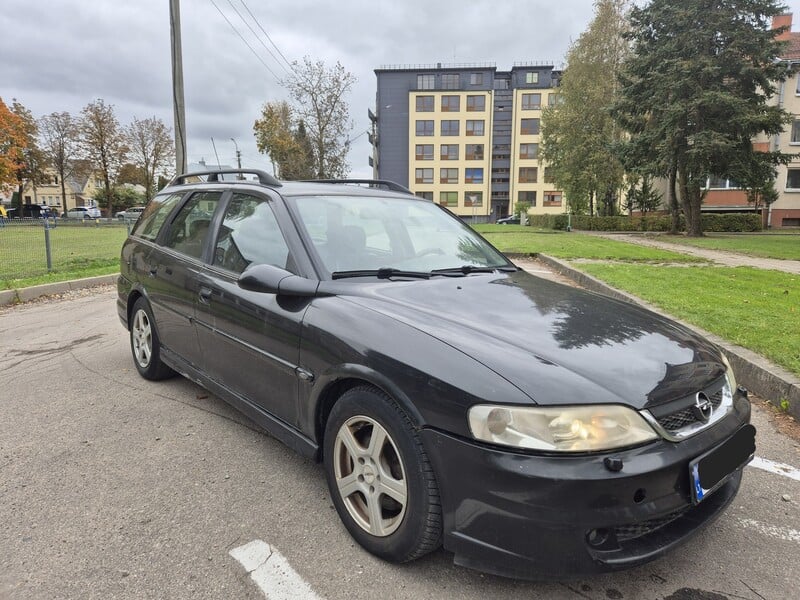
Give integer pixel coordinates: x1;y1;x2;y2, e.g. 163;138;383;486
66;206;101;219
115;206;146;221
117;169;755;580
496;214;520;225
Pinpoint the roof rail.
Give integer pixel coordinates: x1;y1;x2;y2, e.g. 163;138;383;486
300;179;412;194
168;169;282;187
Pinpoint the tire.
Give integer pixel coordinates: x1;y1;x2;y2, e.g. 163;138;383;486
129;298;175;381
323;386;442;562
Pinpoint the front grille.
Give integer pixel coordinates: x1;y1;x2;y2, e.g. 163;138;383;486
656;389;723;433
614;507;689;541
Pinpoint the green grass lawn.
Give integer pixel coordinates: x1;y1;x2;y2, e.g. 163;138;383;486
579;263;800;377
657;233;800;261
0;223;127;289
476;228;705;263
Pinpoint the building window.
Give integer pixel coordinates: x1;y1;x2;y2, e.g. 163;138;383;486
543;192;563;206
465;191;483;206
519;167;538;183
440;168;459;184
441;95;460;112
706;176;739;189
548;93;563;107
440;191;458;207
466;120;485;136
526;72;539;84
787;169;800;189
465;168;484;184
544;167;555;184
416;120;434;136
442;73;460;89
415;168;433;184
467;95;485;111
519;143;538;159
465;144;484;160
792;119;800;143
416;96;434;112
521;118;540;135
518;191;537;206
415;191;433;201
441;120;460;136
521;93;541;110
415;144;434;160
470;73;483;85
417;74;434;90
440;144;459;160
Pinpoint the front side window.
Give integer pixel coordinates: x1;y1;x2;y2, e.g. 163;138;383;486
442;73;460;89
416;96;434;112
467;95;485;111
466;120;485;136
440;168;458;184
417;74;434;90
441;120;460;136
416;120;434;136
132;193;184;241
213;193;292;274
521;118;540;135
441;95;460;112
441;144;459;160
163;192;223;260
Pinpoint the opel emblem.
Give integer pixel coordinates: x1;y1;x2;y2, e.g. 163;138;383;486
692;392;713;423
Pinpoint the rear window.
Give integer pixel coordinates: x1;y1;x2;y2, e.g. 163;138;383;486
132;193;184;241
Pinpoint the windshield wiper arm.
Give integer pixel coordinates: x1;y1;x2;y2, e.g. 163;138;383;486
431;265;517;276
332;268;431;280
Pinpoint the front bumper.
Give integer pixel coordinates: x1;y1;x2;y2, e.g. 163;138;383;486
421;392;751;580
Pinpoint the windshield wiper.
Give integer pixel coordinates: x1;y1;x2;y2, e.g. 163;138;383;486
431;265;518;276
332;268;431;280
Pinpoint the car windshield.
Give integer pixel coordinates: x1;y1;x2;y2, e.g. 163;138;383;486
289;195;511;276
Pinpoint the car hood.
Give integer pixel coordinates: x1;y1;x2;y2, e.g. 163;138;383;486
335;271;724;409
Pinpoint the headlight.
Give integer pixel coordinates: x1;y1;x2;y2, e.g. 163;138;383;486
721;353;737;393
468;404;658;452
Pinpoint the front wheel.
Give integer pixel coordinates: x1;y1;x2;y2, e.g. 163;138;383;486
129;298;175;381
324;386;442;563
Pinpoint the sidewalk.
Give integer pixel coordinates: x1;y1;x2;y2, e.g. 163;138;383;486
587;232;800;274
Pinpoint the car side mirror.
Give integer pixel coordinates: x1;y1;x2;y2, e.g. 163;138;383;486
237;263;320;297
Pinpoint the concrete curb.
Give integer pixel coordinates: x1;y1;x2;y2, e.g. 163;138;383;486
0;274;118;307
535;253;800;420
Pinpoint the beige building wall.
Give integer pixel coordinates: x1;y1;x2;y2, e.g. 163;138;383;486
766;69;800;227
407;90;492;217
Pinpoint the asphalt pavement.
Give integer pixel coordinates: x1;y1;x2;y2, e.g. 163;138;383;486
1;284;798;600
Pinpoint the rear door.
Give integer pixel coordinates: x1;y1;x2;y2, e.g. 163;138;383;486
195;191;308;428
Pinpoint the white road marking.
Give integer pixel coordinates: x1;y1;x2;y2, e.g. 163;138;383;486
748;456;800;482
738;519;800;544
230;539;322;600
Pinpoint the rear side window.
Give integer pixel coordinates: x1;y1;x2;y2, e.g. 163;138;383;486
162;192;223;260
132;193;184;241
213;193;294;274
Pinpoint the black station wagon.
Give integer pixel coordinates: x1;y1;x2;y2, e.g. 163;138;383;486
117;170;755;579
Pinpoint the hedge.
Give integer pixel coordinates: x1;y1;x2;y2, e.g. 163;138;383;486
527;213;761;232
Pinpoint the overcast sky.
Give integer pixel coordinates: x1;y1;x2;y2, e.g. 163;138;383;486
3;0;800;180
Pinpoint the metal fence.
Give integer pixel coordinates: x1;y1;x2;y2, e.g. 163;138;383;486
0;217;131;282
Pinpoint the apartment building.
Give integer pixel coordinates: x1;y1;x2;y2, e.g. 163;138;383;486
372;63;564;220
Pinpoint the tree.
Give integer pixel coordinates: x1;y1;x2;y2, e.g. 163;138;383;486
126;116;174;201
93;185;145;212
614;0;792;236
541;0;630;217
254;101;309;179
622;174;663;217
283;57;356;178
0;97;27;194
39;111;80;215
80;99;127;216
9;100;47;216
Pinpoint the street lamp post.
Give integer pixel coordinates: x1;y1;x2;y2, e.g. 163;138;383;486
231;138;243;178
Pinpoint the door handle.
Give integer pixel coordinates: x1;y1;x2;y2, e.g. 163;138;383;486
148;266;158;277
199;287;212;304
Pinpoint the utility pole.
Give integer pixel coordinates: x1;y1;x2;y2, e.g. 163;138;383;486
231;138;243;179
170;0;188;176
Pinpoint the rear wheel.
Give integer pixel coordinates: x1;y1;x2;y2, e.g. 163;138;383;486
324;386;442;562
130;298;175;380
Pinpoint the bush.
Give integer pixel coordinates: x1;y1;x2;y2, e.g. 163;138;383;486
530;213;761;233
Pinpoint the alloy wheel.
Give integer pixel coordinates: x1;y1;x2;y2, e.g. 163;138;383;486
132;309;153;369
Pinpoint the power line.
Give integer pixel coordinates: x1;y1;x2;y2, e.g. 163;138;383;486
238;0;296;73
207;0;282;82
225;0;291;76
